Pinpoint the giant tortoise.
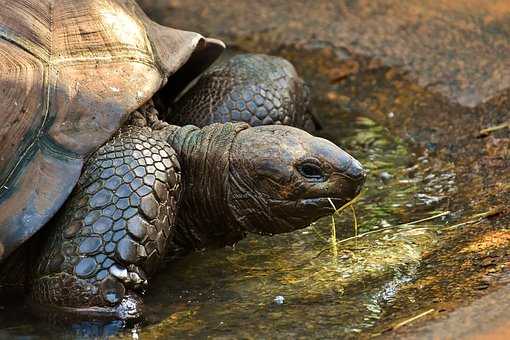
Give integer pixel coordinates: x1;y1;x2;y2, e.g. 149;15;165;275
0;0;365;319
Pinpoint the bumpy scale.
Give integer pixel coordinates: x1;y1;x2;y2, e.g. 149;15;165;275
169;54;316;131
32;127;180;317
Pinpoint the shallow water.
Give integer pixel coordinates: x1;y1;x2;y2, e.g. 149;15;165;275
2;43;506;338
0;105;460;339
133;115;456;339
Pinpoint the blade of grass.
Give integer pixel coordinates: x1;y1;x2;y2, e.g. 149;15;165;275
351;205;358;238
477;121;509;137
327;198;339;262
330;193;363;216
328;195;362;261
392;309;435;330
398;211;450;226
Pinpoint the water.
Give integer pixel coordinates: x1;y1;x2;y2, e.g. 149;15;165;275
4;44;505;337
0;108;458;338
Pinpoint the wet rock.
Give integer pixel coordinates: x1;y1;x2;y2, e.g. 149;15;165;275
140;0;510;108
416;193;444;206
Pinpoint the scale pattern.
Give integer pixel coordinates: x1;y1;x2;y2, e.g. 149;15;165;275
0;0;218;264
170;54;315;130
32;126;181;309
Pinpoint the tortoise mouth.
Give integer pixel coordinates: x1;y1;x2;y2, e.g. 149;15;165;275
298;196;350;207
250;196;357;235
273;196;353;216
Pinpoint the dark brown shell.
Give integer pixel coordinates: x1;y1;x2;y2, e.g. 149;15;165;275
0;0;224;261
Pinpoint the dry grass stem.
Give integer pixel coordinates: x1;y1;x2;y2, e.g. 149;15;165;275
392;309;435;330
316;208;498;259
399;211;450;226
477;121;509;137
327;196;361;262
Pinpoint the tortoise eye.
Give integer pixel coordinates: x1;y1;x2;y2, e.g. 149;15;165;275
297;162;325;180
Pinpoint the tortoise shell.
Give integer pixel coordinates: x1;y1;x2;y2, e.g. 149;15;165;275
0;0;224;261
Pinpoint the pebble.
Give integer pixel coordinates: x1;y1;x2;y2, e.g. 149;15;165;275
379;171;393;182
380;219;392;227
274;295;285;305
339;253;351;260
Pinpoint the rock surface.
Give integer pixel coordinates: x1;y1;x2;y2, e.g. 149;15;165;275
139;0;510;338
141;0;510;108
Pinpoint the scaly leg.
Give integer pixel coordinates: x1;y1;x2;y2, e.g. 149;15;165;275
32;126;181;319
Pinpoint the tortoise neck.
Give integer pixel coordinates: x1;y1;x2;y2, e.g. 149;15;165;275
163;123;249;251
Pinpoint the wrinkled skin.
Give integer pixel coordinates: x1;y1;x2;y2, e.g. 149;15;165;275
0;54;365;320
229;126;364;235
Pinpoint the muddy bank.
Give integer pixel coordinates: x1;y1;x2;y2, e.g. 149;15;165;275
140;0;510;337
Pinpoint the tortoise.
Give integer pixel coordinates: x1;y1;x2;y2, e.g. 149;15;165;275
0;0;366;319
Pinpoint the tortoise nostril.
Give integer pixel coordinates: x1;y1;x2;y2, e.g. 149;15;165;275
347;159;366;183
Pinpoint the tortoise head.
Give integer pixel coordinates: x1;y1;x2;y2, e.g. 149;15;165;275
166;123;365;249
228;125;366;235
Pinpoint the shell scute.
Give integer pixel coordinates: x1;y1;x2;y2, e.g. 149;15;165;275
0;0;224;261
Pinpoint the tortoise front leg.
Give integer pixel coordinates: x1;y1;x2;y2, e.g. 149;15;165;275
32;127;181;319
